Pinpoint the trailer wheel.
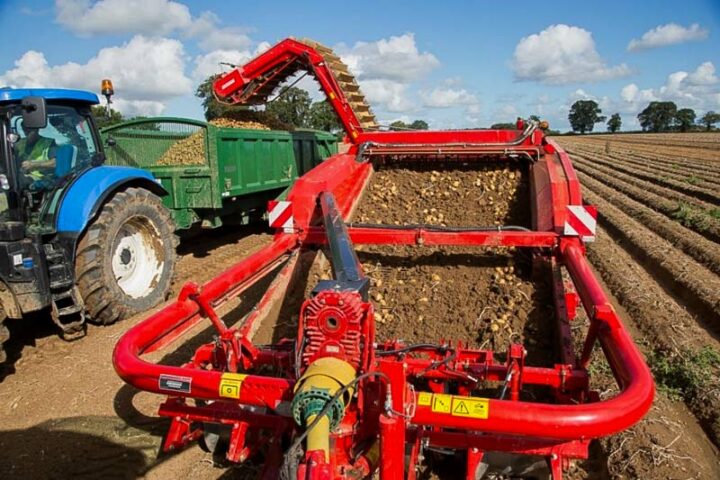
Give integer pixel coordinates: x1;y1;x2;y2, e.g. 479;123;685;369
75;187;178;325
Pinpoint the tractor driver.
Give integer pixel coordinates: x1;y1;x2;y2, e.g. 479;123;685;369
14;125;57;188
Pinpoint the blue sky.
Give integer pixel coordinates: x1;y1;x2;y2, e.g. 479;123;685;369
1;0;718;131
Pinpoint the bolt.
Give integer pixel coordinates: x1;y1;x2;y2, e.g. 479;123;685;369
550;453;558;460
471;448;479;453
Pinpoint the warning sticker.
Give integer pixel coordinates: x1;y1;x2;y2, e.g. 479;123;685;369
417;392;432;407
451;396;489;419
219;373;248;399
431;393;452;414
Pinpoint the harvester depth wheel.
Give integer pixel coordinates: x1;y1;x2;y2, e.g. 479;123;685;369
75;187;178;325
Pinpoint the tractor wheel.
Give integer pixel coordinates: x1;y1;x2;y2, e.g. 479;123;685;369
75;187;178;325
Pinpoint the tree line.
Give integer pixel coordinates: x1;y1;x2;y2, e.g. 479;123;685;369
568;99;720;134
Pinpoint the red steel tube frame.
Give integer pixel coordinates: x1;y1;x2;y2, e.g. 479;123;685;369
112;133;654;468
113;234;653;441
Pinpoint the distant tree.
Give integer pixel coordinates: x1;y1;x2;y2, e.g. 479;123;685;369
490;122;517;129
568;100;606;134
606;113;622;133
699;111;720;131
91;105;124;129
637;101;677;132
308;100;342;132
264;87;312;128
674;108;696;132
409;119;429;130
389;120;428;131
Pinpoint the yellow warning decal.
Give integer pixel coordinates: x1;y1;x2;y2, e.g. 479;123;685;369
451;396;489;419
219;373;248;399
431;393;452;414
417;392;432;407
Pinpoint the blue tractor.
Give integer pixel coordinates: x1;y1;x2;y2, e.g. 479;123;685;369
0;87;178;361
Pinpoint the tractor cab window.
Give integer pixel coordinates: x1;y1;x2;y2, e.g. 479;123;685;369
11;105;97;192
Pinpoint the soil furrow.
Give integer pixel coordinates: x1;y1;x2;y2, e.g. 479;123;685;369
578;171;720;274
582;188;720;330
567;149;720;205
561;141;720;180
572;156;720;242
561;136;720;162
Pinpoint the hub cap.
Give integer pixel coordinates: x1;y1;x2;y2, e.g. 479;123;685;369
111;216;164;299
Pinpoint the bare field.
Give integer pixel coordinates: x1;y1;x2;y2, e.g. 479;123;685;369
555;132;720;479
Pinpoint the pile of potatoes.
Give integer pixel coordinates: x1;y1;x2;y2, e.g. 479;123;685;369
156;117;271;166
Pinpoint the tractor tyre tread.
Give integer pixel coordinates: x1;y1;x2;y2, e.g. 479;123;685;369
75;187;178;326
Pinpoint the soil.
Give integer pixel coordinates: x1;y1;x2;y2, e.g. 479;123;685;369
350;162;554;364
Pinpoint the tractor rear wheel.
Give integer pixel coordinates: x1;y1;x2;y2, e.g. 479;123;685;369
75;187;178;325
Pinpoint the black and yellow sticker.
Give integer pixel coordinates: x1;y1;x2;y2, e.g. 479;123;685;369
417;392;432;407
422;393;490;419
431;393;453;414
451;396;489;419
219;373;248;399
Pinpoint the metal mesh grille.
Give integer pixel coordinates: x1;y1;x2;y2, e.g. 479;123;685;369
103;120;208;168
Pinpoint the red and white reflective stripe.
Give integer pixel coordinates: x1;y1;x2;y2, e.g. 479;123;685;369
268;200;293;233
564;205;597;242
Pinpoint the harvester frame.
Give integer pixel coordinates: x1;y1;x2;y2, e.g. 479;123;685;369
114;38;654;479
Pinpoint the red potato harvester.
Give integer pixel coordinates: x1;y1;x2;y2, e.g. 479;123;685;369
113;38;653;479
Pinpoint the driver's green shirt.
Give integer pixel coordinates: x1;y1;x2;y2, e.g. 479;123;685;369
15;136;56;180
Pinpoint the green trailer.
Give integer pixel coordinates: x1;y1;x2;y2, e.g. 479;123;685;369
101;117;338;230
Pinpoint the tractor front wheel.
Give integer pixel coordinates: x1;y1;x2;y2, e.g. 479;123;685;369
75;187;178;325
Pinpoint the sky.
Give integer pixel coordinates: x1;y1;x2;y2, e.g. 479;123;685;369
1;0;718;132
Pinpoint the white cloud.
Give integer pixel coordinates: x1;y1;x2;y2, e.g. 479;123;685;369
55;1;254;53
627;23;709;52
513;24;630;84
337;33;439;83
687;61;718;86
193;50;253;82
184;11;253;51
0;35;192;116
359;80;415;113
192;42;271;81
618;61;719;113
335;33;439;113
495;104;518;120
566;62;720;130
55;0;192;36
422;87;477;108
110;99;166;117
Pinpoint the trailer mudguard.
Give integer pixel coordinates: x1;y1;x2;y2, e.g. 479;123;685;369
56;166;167;234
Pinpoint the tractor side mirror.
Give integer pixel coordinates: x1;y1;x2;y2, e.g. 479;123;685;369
21;96;47;130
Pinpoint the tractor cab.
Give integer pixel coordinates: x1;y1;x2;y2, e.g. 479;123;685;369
0;87;177;364
0;88;103;234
